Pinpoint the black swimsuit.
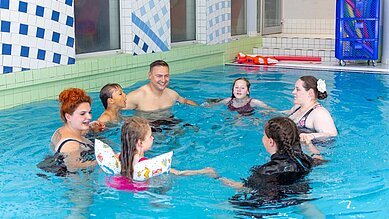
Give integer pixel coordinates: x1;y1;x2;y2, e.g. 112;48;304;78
37;138;95;177
56;138;95;162
229;152;313;210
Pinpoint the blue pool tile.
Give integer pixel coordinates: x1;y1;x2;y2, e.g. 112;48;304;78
134;35;140;45
52;32;60;43
3;66;13;73
22;68;30;71
2;43;11;55
0;0;10;9
19;23;28;35
162;6;167;15
66;37;74;47
20;46;29;57
36;27;45;38
1;20;10;32
140;6;146;16
149;0;155;9
68;57;75;64
66;16;73;27
37;49;46;60
65;0;72;6
51;10;59;22
142;42;148;53
36;5;44;17
19;1;27;12
153;14;159;24
53;53;61;64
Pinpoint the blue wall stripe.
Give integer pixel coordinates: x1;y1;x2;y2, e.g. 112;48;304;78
131;13;168;52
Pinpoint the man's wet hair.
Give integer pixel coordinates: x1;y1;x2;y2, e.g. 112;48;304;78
150;60;169;71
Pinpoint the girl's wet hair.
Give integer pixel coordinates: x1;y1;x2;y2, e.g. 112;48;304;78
300;76;327;100
264;117;312;170
231;77;251;98
120;116;150;179
58;88;92;123
99;83;122;109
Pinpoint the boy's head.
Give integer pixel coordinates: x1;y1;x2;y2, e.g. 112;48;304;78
99;83;123;109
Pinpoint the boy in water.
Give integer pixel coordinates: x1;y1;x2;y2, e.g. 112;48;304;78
97;83;127;125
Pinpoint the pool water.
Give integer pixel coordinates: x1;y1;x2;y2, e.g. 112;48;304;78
0;65;388;218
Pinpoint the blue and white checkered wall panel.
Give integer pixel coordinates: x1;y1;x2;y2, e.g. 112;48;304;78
131;0;170;55
206;0;231;45
0;0;75;74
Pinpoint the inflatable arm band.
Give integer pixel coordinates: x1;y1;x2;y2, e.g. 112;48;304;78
133;151;173;181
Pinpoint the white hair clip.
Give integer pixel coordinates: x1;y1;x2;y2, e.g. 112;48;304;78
317;79;326;93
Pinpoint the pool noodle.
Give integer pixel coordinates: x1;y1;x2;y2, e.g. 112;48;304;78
345;3;363;38
344;22;373;56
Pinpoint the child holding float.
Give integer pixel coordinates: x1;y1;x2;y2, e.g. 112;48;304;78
99;116;216;191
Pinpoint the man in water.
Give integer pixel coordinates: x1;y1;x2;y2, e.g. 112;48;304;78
124;60;198;111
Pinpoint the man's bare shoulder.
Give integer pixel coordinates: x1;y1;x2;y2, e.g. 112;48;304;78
127;85;148;98
165;87;179;98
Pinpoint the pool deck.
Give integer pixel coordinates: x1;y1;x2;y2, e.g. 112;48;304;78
227;61;389;74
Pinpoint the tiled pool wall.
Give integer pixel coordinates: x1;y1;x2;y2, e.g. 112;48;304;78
0;0;261;110
0;36;260;110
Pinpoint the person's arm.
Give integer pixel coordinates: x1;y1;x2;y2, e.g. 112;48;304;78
251;99;276;111
201;98;230;107
171;167;217;177
60;142;97;169
218;177;244;189
177;96;199;106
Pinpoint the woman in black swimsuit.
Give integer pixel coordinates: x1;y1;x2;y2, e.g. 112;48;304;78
214;117;319;209
49;88;98;173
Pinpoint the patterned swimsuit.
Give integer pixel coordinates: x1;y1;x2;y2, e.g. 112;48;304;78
227;98;255;116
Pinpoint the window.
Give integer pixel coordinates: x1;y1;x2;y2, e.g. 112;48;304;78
74;0;120;54
257;0;261;33
231;0;247;36
170;0;196;43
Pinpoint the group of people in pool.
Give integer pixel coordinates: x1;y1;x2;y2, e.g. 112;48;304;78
41;59;338;200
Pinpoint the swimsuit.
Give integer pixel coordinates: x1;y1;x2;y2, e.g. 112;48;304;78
227;98;255;116
289;104;322;133
106;157;149;192
56;138;95;162
37;138;95;177
229;152;313;209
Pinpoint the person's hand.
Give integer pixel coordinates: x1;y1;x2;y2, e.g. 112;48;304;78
89;120;105;132
300;133;314;145
200;102;211;108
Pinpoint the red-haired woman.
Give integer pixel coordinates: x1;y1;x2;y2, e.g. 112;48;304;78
49;88;100;173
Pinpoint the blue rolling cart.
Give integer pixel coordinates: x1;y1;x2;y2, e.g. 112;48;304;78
335;0;380;66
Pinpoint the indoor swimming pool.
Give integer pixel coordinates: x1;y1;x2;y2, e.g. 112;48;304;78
0;65;388;218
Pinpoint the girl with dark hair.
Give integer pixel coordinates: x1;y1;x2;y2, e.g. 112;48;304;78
215;117;314;190
205;78;276;116
288;76;337;145
106;116;216;191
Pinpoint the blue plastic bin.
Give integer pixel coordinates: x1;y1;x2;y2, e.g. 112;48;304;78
335;0;380;66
